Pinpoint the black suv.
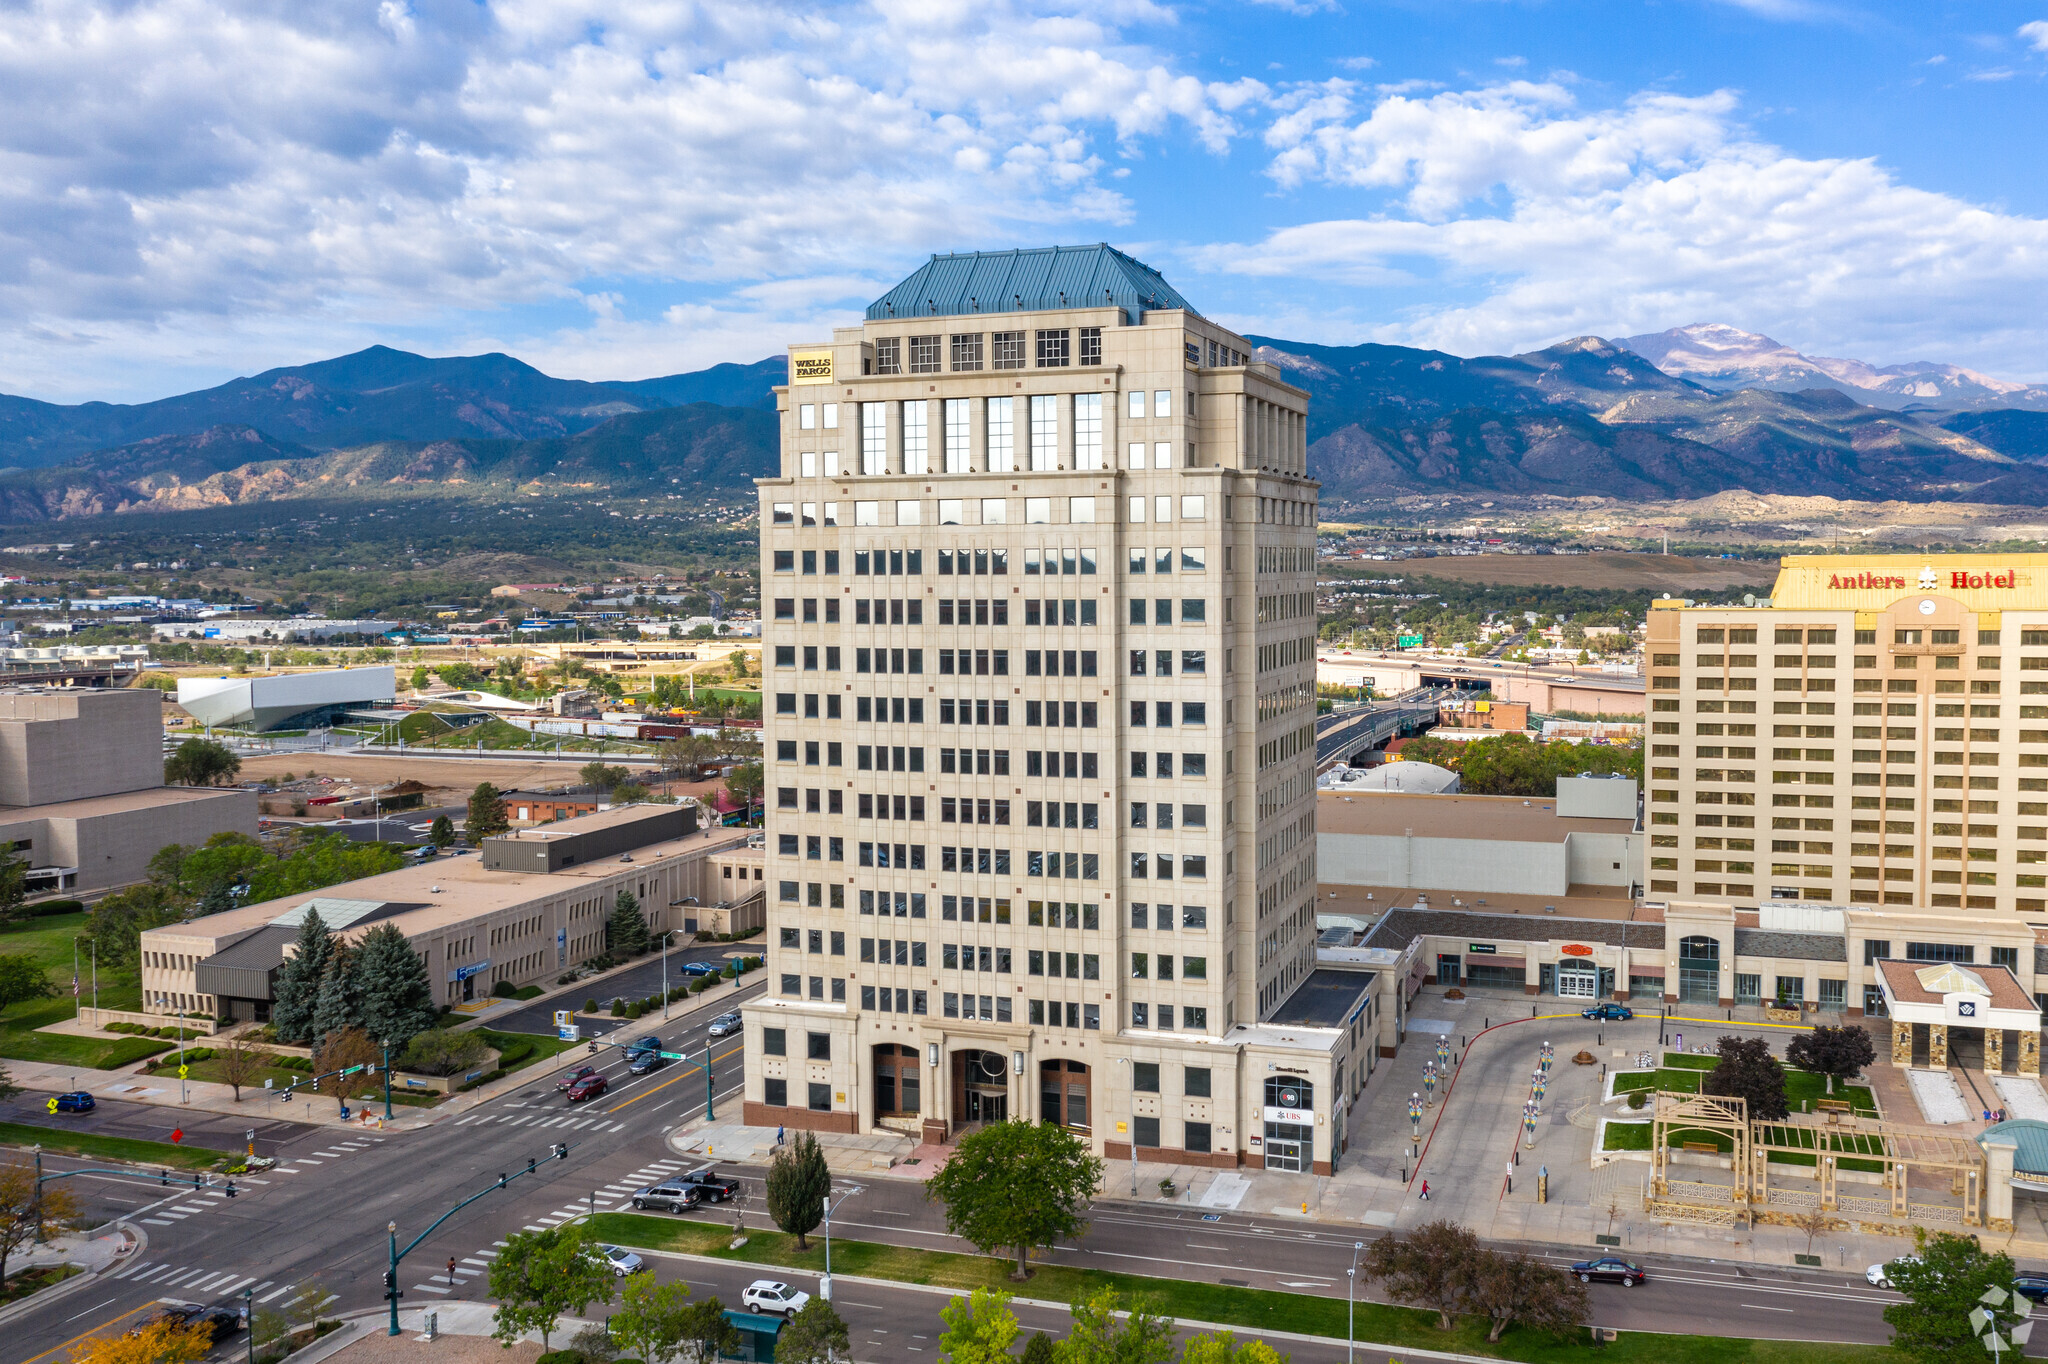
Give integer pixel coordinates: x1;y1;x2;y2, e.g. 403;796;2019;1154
630;1182;703;1213
677;1167;741;1202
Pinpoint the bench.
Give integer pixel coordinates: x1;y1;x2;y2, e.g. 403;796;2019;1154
1681;1141;1719;1154
1816;1098;1852;1113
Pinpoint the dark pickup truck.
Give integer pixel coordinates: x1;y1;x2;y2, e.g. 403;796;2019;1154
676;1167;741;1203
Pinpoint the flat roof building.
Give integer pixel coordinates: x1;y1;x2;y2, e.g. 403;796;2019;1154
0;688;252;893
745;245;1348;1172
142;804;745;1020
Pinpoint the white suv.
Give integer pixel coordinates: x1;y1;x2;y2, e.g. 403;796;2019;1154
741;1280;811;1317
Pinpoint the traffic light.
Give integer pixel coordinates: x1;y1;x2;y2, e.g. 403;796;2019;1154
383;1269;401;1302
526;1157;536;1174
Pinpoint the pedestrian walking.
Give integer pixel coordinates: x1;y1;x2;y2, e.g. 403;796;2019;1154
1419;1179;1430;1201
224;1179;237;1199
448;1257;458;1286
776;1124;786;1148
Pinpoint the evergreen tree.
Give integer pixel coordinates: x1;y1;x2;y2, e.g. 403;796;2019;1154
355;922;437;1052
195;880;237;916
766;1132;832;1250
467;782;509;842
310;944;363;1044
607;890;650;957
428;815;455;849
271;909;334;1044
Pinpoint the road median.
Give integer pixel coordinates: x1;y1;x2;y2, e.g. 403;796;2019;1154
585;1212;1895;1364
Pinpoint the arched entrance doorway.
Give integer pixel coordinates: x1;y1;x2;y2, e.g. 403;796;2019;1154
1678;936;1720;1003
873;1044;921;1120
1039;1059;1091;1132
952;1049;1009;1125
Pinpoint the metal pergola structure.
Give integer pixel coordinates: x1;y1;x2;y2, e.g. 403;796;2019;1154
1646;1089;1985;1227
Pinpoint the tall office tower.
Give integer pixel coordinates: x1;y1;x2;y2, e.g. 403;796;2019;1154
741;246;1354;1174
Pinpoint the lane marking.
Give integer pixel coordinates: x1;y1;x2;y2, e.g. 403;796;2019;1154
1741;1304;1797;1312
63;1298;118;1323
23;1303;159;1364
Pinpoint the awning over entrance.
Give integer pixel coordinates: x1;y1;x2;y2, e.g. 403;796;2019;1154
1876;959;2041;1032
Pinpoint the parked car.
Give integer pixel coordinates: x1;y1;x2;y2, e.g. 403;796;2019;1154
555;1065;599;1092
676;1167;742;1202
1570;1257;1647;1286
679;961;717;977
2014;1274;2048;1304
1581;1003;1633;1021
565;1073;608;1103
630;1182;704;1213
593;1244;646;1276
707;1012;743;1038
53;1091;95;1113
1868;1256;1920;1289
741;1280;811;1317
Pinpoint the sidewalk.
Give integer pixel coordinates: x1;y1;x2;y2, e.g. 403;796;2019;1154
668;1116;919;1175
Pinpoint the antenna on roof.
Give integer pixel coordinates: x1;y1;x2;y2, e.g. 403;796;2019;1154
928;299;935;314
1059;292;1066;306
886;303;894;316
1014;294;1021;308
970;296;978;311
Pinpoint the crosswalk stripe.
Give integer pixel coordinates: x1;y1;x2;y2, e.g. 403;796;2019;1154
411;1283;452;1295
257;1284;294;1304
138;1264;177;1282
188;1271;233;1292
510;1116;534;1126
293;1158;322;1165
112;1261;152;1280
223;1276;259;1294
241;1177;271;1185
275;1167;302;1174
141;1218;173;1226
457;1116;478;1125
171;1204;208;1213
159;1268;202;1286
461;1257;490;1266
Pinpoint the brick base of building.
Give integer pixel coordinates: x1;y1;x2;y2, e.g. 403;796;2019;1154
742;1100;859;1135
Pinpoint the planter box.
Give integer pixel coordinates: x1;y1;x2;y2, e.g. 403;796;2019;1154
80;1008;220;1036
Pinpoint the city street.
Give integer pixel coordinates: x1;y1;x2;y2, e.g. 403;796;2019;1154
5;983;1961;1364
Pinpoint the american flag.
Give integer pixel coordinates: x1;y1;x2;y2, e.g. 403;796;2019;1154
71;971;78;998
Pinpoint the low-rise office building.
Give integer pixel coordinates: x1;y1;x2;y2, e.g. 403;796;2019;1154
0;688;253;893
141;804;744;1020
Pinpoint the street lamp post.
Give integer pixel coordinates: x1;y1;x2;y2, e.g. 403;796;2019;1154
157;994;188;1103
819;1184;862;1303
658;929;680;1019
382;1039;393;1121
1347;1240;1365;1364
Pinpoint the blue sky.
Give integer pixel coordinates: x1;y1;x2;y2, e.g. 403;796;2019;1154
2;0;2045;403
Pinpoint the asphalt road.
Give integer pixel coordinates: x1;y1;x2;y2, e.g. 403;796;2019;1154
2;980;2002;1363
486;943;764;1038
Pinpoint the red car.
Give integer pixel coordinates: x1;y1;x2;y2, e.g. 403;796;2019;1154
556;1065;599;1093
566;1073;608;1103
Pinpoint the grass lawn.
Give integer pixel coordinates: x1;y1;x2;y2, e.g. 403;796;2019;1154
473;1029;578;1079
585;1216;1898;1364
0;1120;223;1171
0;914;174;1068
1601;1121;1885;1172
1614;1062;1876;1117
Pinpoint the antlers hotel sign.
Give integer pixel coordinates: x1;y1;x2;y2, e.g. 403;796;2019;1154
1770;555;2048;610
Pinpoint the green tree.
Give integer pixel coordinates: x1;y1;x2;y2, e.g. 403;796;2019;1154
428;814;456;849
0;849;25;927
177;833;267;899
310;945;363;1043
937;1288;1018;1364
398;1028;490;1076
607;890;651;957
0;955;55;1015
164;736;242;787
1703;1034;1789;1121
925;1120;1103;1279
1178;1332;1287;1364
272;908;336;1044
1021;1332;1057;1364
83;882;189;970
467;781;509;841
674;1297;741;1363
613;781;650;803
487;1226;615;1351
354;922;436;1052
1883;1231;2020;1364
1056;1288;1175;1364
1361;1221;1481;1331
722;760;764;815
1462;1250;1587;1343
410;665;430;692
778;1296;851;1364
237;833;404;905
610;1275;699;1364
580;761;631;791
1786;1024;1877;1096
765;1131;831;1250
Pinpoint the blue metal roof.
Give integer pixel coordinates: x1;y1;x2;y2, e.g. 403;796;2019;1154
867;245;1198;326
1981;1119;2048;1176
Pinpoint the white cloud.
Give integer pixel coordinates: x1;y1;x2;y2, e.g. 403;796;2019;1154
1208;81;2048;380
2022;20;2048;54
0;0;1262;399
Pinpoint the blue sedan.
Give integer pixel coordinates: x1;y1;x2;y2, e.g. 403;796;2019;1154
52;1091;95;1113
678;961;718;977
1581;1003;1634;1021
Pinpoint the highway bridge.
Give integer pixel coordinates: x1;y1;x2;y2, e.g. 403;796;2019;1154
1315;693;1445;768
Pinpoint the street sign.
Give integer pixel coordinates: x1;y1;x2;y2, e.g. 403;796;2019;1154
178;1065;189;1079
170;1127;184;1144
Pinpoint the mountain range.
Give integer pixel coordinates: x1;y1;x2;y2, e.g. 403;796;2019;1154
2;328;2047;520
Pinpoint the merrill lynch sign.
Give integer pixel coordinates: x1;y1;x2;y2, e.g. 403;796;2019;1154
1827;566;2018;591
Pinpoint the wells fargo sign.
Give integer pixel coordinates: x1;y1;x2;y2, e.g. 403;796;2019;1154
791;350;833;385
